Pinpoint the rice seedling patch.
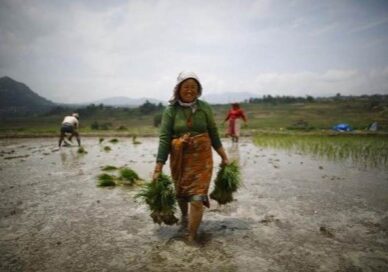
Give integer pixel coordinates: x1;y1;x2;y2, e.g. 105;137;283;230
253;132;388;169
97;173;117;187
77;147;87;154
101;165;118;171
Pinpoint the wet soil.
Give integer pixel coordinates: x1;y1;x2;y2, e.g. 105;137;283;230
0;137;387;272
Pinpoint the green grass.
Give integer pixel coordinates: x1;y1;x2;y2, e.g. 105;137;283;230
253;132;388;169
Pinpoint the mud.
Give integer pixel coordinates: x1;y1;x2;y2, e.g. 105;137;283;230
0;137;387;272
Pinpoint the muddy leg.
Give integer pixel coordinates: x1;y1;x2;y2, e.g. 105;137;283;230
59;131;65;147
188;201;204;241
73;132;81;146
178;200;188;227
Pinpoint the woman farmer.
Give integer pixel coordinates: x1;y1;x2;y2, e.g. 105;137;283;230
153;71;229;242
224;103;247;143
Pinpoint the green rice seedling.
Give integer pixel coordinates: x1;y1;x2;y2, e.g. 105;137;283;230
135;174;178;225
99;138;104;144
104;146;111;152
253;132;388;169
119;167;140;186
77;146;87;154
210;161;241;205
97;173;116;187
132;135;141;145
101;165;118;171
109;138;119;144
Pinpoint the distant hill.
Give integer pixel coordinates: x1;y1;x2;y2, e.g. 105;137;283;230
90;96;166;107
0;76;55;116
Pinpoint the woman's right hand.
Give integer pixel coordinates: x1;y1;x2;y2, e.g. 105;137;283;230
152;171;161;182
221;157;229;166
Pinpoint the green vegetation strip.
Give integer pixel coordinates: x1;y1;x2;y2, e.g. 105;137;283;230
253;132;388;169
135;174;178;225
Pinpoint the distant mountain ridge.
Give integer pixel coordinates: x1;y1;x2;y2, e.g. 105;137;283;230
0;76;55;116
90;96;165;107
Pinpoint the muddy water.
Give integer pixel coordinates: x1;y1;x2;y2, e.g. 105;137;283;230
0;137;387;272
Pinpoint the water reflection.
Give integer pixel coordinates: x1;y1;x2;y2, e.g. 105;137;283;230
59;148;79;169
227;142;240;164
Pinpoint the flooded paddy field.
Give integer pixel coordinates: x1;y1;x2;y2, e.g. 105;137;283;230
0;137;387;272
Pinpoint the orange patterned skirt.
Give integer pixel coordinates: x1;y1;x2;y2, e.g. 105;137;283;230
170;133;213;206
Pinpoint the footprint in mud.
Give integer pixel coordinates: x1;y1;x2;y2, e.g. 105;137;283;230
260;215;280;225
319;226;335;238
321;175;345;181
361;220;386;234
168;230;213;247
4;154;30;160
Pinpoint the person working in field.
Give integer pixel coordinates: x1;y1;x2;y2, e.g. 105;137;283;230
224;103;247;142
58;113;81;147
153;71;229;242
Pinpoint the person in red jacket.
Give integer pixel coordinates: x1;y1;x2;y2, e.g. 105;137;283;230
224;103;247;142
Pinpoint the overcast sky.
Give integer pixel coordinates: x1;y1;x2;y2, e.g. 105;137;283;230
1;0;387;103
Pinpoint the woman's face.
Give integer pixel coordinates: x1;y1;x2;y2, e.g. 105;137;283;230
179;79;199;103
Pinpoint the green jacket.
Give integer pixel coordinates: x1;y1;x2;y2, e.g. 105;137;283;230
156;100;222;163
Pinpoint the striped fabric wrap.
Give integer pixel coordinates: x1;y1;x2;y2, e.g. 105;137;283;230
170;133;213;207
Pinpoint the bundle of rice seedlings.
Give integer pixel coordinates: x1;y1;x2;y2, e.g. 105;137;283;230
109;138;119;144
104;146;111;152
99;138;104;144
97;173;116;187
210;161;241;205
119;167;140;185
135;174;178;225
101;165;118;171
77;146;87;154
132;136;141;145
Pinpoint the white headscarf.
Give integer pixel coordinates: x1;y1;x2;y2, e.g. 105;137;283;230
168;71;203;105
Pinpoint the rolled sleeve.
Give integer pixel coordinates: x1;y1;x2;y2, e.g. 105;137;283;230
156;106;174;163
204;103;222;150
